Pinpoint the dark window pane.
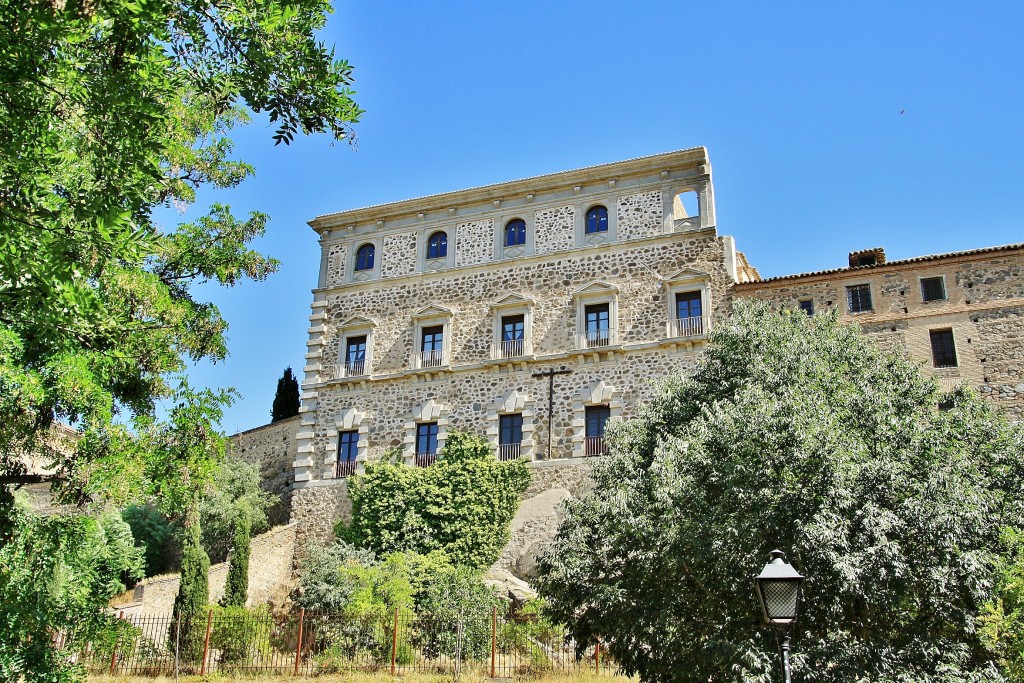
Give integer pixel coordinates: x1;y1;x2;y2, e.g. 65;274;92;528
846;284;872;313
502;315;525;341
346;335;366;362
584;303;611;347
584;405;610;456
427;231;448;259
675;291;703;320
798;299;814;315
337;430;359;477
421;325;444;352
416;422;439;466
921;277;946;302
499;414;523;445
355;244;375;271
930;329;958;368
585;205;608;234
504;219;526;247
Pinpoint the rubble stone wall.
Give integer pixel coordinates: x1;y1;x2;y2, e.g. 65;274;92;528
229;416;300;526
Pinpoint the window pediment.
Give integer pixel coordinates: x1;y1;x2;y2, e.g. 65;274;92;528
572;281;619;299
412;304;454;319
339;315;376;330
492;293;534;310
663;268;711;286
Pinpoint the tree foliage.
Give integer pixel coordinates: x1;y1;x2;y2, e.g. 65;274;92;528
340;432;531;569
271;366;301;422
537;301;1024;683
981;528;1024;681
200;457;275;563
172;511;210;659
221;511;251;608
122;503;178;577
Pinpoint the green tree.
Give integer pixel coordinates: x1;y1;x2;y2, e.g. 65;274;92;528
538;301;1024;683
221;510;251;608
172;510;211;658
981;529;1024;681
341;432;531;569
271;367;301;422
122;503;178;577
200;457;275;563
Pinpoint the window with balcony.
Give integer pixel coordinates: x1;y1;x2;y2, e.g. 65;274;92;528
341;335;367;377
584;303;611;348
499;314;526;358
930;329;958;368
337;430;359;477
498;413;523;461
584;405;610;457
921;276;947;303
846;284;873;313
416;422;439;467
672;291;704;337
419;325;445;368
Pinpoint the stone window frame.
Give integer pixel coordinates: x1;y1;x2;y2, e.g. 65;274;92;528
845;281;874;314
323;407;369;478
335;315;375;379
496;214;535;260
663;269;712;339
402;398;448;466
574;197;618;247
419;228;456;272
919;274;948;303
347;238;381;283
411;304;454;370
485;389;537;461
666;180;716;232
490;293;535;360
572;281;619;350
570;380;623;459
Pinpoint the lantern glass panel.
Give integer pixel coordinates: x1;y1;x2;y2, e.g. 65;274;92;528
760;579;800;621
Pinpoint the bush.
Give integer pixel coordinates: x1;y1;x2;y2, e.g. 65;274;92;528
209;605;272;667
122;504;178;576
413;565;502;660
199;458;274;564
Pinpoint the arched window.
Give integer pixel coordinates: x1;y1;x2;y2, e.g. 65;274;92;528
504;219;526;247
427;231;448;259
585;205;609;234
354;243;375;271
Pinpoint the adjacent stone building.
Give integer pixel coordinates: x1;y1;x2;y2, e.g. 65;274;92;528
734;243;1024;422
290;148;759;549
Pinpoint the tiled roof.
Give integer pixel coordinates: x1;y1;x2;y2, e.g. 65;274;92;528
736;242;1024;287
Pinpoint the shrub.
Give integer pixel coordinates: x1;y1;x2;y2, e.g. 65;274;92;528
209;605;272;667
221;512;251;607
122;504;178;576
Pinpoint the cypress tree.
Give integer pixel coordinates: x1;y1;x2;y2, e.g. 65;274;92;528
271;367;300;422
221;511;251;608
171;509;210;657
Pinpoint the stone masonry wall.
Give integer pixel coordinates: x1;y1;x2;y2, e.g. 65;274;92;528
290;480;352;554
534;205;576;254
456;219;494;267
325;243;347;287
617;190;663;241
735;247;1024;421
382;233;418;278
229;416;300;526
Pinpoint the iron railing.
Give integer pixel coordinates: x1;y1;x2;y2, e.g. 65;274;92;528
416;350;445;369
336;360;367;378
497;444;522;461
336;460;358;478
414;451;438;468
584;437;608;457
75;609;616;678
579;330;613;349
492;339;527;359
668;315;706;338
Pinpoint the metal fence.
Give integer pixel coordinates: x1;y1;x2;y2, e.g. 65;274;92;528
75;608;611;677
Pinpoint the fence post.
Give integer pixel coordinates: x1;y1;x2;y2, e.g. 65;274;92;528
490;606;497;678
390;607;399;675
596;637;601;675
200;609;213;675
109;610;124;675
293;608;305;676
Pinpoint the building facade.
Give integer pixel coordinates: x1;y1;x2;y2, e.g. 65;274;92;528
734;243;1024;422
289;148;759;543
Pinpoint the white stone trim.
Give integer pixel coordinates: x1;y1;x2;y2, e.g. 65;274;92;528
348;238;382;283
335;315;376;379
411;305;454;369
485;389;538;461
495;214;535;260
419;227;456;272
576;199;617;247
490;293;535;359
663;268;712;338
570;380;623;458
403;398;449;465
572;281;620;349
327;407;370;477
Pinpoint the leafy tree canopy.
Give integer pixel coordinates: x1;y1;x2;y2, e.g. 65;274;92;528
339;432;531;569
537;301;1024;683
271;366;301;422
200;456;275;563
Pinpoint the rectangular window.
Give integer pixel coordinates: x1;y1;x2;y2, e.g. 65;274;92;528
930;329;958;368
673;291;704;336
584;303;611;347
798;299;814;316
344;335;367;376
921;277;946;302
337;430;358;477
584;405;610;457
846;284;873;313
420;325;444;368
500;314;525;357
416;422;439;467
498;414;523;461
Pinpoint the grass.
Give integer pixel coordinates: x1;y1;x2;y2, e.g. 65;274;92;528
87;672;621;683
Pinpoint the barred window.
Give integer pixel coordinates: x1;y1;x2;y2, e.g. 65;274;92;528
846;284;872;313
930;329;958;368
921;277;946;302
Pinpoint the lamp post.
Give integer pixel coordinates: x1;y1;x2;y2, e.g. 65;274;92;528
755;550;804;683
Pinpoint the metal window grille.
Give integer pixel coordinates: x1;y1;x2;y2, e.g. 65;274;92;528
846;284;872;313
930;329;958;368
670;316;705;337
921;277;946;302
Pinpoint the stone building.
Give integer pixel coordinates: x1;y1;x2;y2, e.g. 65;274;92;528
733;243;1024;422
289;148;759;547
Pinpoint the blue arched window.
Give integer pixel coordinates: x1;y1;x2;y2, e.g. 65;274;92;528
585;205;609;234
504;219;526;247
427;231;448;259
354;243;375;271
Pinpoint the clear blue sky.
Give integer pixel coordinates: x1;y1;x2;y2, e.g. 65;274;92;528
174;1;1024;434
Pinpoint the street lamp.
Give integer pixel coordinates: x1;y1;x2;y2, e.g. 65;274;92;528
755;549;804;683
